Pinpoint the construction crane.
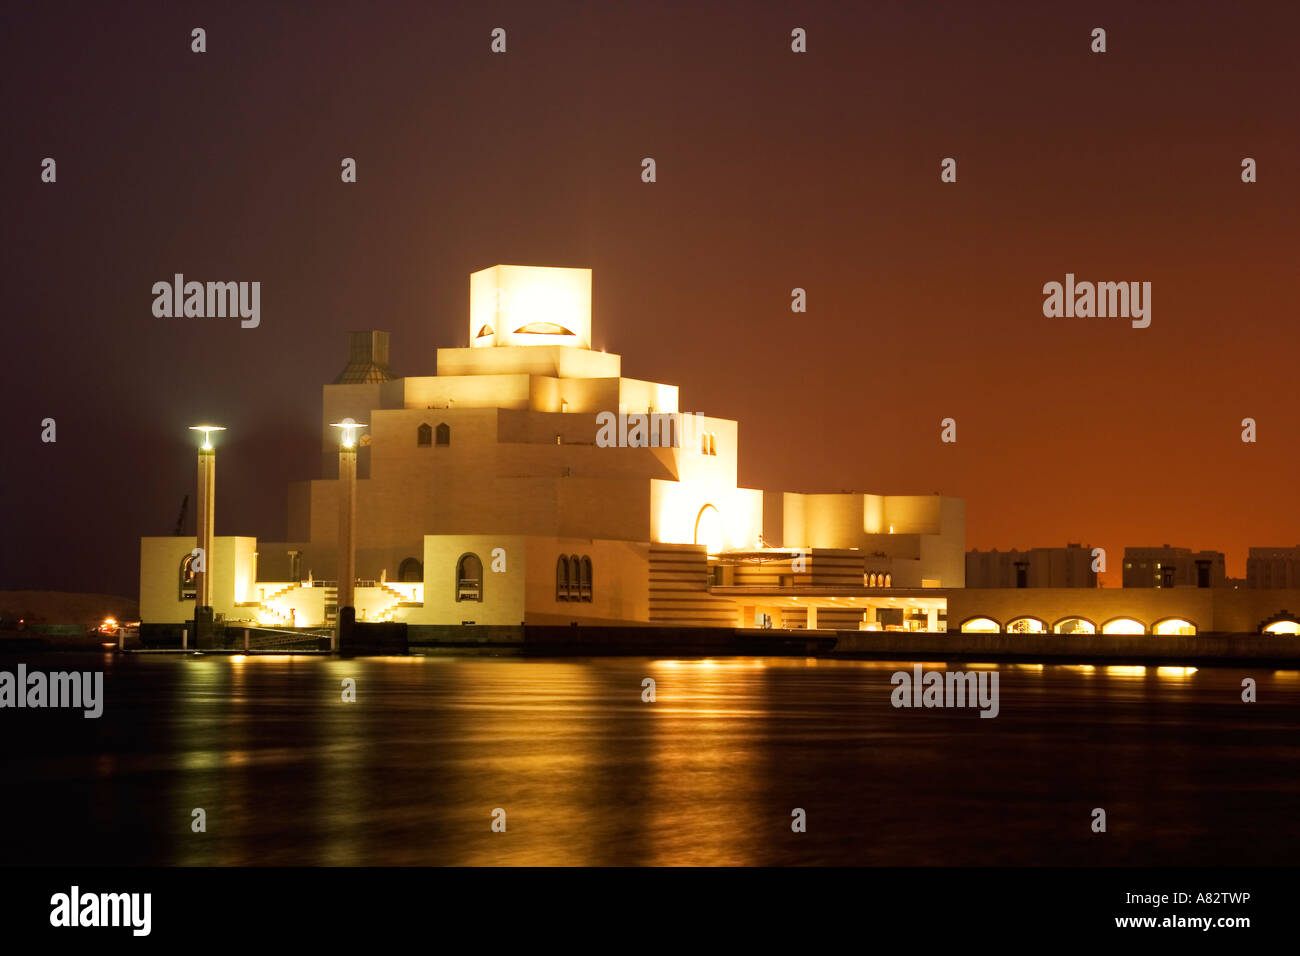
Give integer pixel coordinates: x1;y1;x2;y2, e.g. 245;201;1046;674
173;495;188;536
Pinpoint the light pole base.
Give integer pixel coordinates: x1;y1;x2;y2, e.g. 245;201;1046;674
336;606;355;653
193;606;218;649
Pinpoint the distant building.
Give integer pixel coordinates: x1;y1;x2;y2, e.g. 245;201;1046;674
966;544;1096;588
1123;546;1226;588
1247;547;1300;589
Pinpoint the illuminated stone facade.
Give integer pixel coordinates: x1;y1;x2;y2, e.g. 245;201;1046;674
139;265;964;630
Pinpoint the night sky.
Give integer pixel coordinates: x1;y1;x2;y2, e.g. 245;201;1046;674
4;0;1297;597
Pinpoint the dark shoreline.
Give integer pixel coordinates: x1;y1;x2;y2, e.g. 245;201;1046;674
4;625;1298;667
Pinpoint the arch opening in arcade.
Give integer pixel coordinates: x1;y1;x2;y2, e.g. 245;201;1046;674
1053;617;1096;635
1153;617;1196;636
1005;617;1047;634
1263;619;1300;635
960;617;1000;634
1102;617;1145;635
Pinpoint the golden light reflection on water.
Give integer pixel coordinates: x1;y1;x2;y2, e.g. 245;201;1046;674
641;657;769;866
132;655;1300;865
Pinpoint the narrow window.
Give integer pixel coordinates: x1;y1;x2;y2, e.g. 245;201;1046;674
436;423;450;446
556;555;570;601
417;423;432;446
580;556;593;602
179;552;197;600
455;553;482;602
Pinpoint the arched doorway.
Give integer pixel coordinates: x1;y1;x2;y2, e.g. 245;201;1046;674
398;557;423;582
694;504;724;553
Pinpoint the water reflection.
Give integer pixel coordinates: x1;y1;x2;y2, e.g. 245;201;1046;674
2;654;1298;866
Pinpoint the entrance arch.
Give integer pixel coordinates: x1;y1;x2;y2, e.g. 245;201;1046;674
694;504;723;553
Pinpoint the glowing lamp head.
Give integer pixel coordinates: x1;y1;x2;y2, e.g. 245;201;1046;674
189;425;226;450
329;417;367;448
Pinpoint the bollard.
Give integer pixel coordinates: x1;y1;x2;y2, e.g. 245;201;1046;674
182;627;188;651
243;628;250;652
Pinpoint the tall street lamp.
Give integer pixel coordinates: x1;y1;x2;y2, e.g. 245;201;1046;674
328;418;365;651
188;425;225;648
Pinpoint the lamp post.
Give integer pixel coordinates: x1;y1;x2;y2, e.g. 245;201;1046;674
188;425;225;649
328;418;365;651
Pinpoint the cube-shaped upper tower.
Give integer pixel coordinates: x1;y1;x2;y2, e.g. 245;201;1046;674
469;264;592;349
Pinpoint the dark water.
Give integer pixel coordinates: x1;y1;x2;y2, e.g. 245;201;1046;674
2;653;1297;866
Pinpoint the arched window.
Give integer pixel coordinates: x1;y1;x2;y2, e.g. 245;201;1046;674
883;573;892;588
960;617;1000;633
455;553;482;602
556;556;571;601
179;552;197;600
579;556;593;602
1006;617;1047;634
417;423;432;446
868;573;878;587
398;557;423;582
436;423;450;446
